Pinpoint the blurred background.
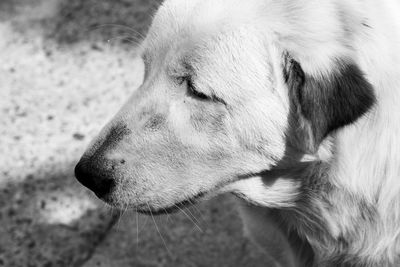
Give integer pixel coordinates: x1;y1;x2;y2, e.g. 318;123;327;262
0;0;270;266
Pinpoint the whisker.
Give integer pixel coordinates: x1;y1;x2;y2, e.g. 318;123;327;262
101;201;111;215
189;200;207;224
87;23;145;37
135;207;140;249
115;206;124;231
115;209;122;231
147;203;173;257
175;205;203;233
163;208;173;223
106;35;141;46
84;23;145;46
184;206;203;227
138;217;149;237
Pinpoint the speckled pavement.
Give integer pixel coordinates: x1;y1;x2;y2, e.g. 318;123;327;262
0;1;271;266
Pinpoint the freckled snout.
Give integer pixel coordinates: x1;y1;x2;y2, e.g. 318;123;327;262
75;124;131;198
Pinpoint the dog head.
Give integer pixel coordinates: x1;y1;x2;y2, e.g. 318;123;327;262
75;0;374;213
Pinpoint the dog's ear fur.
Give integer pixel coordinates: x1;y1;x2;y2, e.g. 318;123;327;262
283;53;376;153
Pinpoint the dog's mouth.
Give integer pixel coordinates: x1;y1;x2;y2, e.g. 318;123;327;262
135;191;206;216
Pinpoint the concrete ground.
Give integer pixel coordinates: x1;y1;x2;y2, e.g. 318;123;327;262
0;0;272;266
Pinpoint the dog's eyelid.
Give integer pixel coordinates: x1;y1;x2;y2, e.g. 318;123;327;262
187;78;209;100
181;75;227;105
177;75;210;101
180;63;227;106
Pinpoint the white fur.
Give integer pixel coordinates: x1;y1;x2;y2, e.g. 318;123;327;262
80;0;400;265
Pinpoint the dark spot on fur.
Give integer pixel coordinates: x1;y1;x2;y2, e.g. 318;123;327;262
336;235;350;251
138;105;159;121
208;151;227;162
190;111;207;131
190;110;225;132
362;22;372;28
99;123;131;151
84;123;132;165
138;110;152;121
359;199;377;222
210;113;225;132
284;54;376;151
144;114;165;131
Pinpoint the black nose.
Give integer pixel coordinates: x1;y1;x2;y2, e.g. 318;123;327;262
74;160;115;198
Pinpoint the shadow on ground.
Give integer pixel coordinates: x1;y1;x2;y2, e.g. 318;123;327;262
0;0;273;266
0;164;118;267
85;196;272;267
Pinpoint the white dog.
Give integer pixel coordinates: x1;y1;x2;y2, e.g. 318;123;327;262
75;0;400;266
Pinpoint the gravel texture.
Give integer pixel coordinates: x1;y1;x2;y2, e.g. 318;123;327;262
0;0;271;266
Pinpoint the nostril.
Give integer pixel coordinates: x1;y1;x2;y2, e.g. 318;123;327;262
95;178;115;198
74;160;115;198
120;159;126;164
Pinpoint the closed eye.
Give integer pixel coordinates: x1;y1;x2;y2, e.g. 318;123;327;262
187;77;209;100
177;75;227;105
178;76;210;101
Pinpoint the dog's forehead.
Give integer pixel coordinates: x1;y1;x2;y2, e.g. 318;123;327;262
145;0;265;47
139;0;274;105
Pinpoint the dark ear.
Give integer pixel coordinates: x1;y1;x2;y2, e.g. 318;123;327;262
284;54;376;152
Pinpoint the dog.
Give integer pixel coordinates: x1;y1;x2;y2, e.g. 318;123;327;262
75;0;400;265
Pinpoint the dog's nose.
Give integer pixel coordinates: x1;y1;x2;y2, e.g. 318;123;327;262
74;159;116;198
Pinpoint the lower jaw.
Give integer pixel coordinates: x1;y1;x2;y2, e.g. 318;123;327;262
135;191;206;216
103;182;233;215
